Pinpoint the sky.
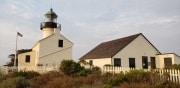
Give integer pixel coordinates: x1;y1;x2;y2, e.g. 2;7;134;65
0;0;180;65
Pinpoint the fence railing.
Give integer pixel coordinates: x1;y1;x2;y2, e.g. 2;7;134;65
103;66;180;84
103;66;140;74
154;69;180;84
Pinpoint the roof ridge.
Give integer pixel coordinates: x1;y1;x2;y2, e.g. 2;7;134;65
80;33;142;60
102;33;142;44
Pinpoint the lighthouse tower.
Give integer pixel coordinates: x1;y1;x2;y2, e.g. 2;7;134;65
40;8;61;38
18;8;73;73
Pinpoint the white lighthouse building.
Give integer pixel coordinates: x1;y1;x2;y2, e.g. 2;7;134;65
18;8;73;72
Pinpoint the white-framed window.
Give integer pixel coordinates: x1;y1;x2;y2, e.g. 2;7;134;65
114;58;121;66
25;55;30;63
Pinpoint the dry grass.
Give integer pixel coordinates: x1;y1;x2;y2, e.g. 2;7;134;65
44;75;102;88
118;82;149;88
1;70;180;88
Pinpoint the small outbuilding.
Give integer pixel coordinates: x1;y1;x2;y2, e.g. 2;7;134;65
80;33;180;70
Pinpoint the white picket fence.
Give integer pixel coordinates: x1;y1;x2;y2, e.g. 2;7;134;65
155;69;180;84
103;66;180;84
103;66;144;74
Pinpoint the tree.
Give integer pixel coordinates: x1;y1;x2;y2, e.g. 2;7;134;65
4;49;31;66
59;60;82;75
5;54;17;66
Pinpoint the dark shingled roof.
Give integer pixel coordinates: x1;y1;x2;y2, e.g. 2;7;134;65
80;33;142;60
18;49;32;54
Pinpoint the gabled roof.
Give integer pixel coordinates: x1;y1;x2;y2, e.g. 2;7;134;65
80;33;143;60
32;34;54;48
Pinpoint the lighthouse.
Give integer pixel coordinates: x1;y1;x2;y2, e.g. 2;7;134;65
18;8;73;73
40;8;61;38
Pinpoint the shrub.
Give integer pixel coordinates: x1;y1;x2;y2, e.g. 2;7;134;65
80;85;93;88
1;69;180;88
13;71;40;79
118;82;149;88
91;66;101;75
30;71;62;87
172;64;180;69
104;64;112;66
0;77;29;88
113;73;128;86
75;68;92;76
0;71;40;86
45;76;76;88
75;66;101;76
60;60;82;75
82;75;102;85
126;70;150;83
0;72;14;80
104;73;128;86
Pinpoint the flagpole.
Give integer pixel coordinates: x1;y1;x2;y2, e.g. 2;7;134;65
14;32;18;69
13;31;23;71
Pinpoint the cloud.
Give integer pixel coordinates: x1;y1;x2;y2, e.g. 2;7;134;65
7;0;37;20
0;0;180;65
0;0;40;65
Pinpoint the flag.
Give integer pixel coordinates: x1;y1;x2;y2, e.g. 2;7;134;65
17;32;23;37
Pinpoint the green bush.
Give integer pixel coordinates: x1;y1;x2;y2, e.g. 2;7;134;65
126;70;150;83
172;64;180;69
114;73;128;85
60;60;82;75
91;66;101;75
104;64;112;66
164;64;180;69
0;71;40;86
76;68;92;76
0;77;29;88
104;73;127;86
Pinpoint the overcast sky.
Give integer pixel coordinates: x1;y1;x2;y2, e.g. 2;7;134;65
0;0;180;65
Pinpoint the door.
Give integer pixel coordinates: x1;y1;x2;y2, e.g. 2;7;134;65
142;56;148;69
129;58;135;68
89;60;93;68
151;57;156;69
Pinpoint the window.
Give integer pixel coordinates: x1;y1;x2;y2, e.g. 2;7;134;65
164;58;172;68
129;58;135;68
114;58;121;66
89;60;93;66
142;56;148;69
58;40;63;47
151;57;156;69
25;55;30;63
